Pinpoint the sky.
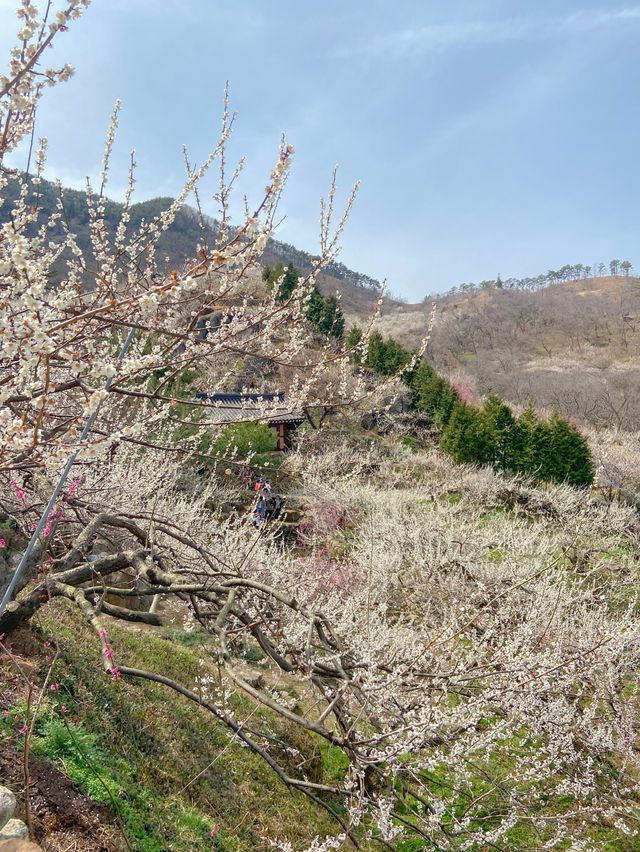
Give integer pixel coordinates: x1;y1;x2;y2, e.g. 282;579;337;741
2;0;640;300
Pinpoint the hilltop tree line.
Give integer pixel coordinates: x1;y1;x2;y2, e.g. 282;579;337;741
347;328;595;487
439;259;635;299
262;264;345;339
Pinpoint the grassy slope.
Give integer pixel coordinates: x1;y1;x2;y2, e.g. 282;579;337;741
1;604;349;851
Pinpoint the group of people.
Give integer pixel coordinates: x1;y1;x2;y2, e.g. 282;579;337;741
250;476;283;528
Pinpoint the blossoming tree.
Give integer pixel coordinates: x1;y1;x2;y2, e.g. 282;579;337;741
1;3;639;850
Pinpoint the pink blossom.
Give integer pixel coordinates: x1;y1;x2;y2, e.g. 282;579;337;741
0;538;5;549
295;552;357;592
109;667;121;681
49;683;60;691
10;480;26;506
451;379;474;403
17;723;28;735
65;477;81;501
42;506;64;538
59;705;69;714
210;824;219;839
298;501;350;547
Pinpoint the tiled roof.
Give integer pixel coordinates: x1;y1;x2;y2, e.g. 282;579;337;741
196;392;305;425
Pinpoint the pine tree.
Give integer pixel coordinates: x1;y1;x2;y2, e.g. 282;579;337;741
441;402;493;465
547;413;595;486
264;264;344;339
409;362;459;427
480;394;517;471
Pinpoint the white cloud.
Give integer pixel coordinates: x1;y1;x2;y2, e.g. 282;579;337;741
339;6;640;60
559;6;640;34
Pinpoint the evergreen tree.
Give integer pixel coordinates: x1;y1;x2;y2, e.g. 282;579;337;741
365;331;386;373
441;402;493;465
546;413;595;486
345;325;363;363
435;383;459;428
314;294;345;338
504;405;531;475
480;394;517;471
344;325;362;364
383;337;413;375
263;264;344;339
364;332;413;376
514;406;593;485
263;264;299;301
409;361;459;427
306;287;327;329
515;403;554;481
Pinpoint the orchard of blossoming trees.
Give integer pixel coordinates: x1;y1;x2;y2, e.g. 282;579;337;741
1;3;640;850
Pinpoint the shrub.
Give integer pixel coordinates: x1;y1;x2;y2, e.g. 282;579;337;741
209;422;276;458
441;401;494;465
365;331;414;376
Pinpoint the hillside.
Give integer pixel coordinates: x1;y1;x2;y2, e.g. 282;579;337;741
3;169;640;848
4;7;640;851
376;274;640;430
3;424;640;850
5;176;639;429
0;175;389;317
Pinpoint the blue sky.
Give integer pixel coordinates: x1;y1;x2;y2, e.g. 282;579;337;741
2;0;640;299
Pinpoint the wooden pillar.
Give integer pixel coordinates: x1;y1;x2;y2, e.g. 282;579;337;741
277;422;285;451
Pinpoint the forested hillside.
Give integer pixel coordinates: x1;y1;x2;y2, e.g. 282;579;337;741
0;174;387;316
377;274;640;430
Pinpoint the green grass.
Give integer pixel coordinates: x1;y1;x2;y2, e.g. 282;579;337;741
27;601;354;851
393;729;640;851
318;740;349;784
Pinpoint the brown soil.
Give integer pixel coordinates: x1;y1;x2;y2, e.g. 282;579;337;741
0;742;124;852
0;630;124;852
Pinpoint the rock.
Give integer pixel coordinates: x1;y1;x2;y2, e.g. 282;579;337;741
0;841;42;851
0;788;16;831
244;672;264;689
0;820;28;840
360;384;413;431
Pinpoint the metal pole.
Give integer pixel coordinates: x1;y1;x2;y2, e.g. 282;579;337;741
0;327;137;616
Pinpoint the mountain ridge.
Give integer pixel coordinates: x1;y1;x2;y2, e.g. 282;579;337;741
1;174;382;288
